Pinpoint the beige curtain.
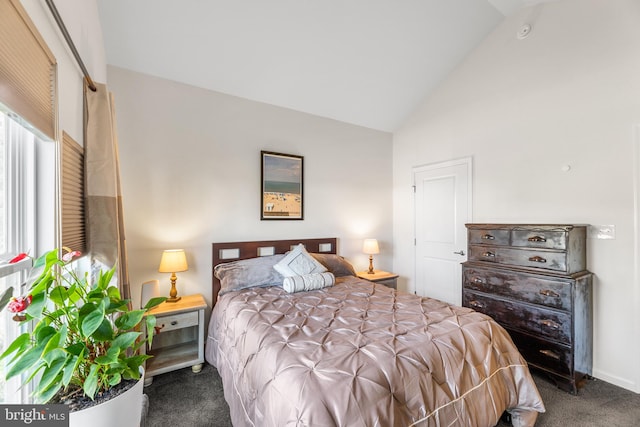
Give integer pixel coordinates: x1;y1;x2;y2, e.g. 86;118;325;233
84;81;130;301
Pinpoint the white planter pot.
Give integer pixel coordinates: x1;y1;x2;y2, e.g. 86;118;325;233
69;371;144;427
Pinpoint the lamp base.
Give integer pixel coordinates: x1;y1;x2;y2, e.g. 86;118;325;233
166;296;181;303
367;255;375;274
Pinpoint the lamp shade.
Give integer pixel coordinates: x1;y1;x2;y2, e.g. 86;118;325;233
158;249;188;273
362;239;380;255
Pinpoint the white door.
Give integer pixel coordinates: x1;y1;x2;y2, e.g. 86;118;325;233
413;158;472;305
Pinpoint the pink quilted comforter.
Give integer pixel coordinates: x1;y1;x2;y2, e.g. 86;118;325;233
206;276;545;426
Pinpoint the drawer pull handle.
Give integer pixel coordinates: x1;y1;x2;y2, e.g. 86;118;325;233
540;289;559;298
472;277;485;284
541;319;560;330
469;300;485;309
481;234;495;240
528;235;547;243
171;321;178;326
529;256;546;263
483;251;496;258
539;349;561;360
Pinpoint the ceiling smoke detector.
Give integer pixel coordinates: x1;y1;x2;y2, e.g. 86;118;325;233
517;23;532;39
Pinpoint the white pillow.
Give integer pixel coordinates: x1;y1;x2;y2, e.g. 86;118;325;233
283;272;335;293
273;244;328;277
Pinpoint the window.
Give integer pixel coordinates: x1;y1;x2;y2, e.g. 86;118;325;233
0;109;50;403
61;132;86;254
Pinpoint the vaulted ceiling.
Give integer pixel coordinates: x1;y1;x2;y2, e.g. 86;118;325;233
96;0;537;132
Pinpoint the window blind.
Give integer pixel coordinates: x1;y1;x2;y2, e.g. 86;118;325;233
61;132;85;253
0;0;57;139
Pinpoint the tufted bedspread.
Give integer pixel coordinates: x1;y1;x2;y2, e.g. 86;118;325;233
206;276;545;427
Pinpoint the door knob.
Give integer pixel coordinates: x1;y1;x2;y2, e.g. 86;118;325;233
453;250;465;256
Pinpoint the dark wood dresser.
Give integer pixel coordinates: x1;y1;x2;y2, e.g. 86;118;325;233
462;224;593;394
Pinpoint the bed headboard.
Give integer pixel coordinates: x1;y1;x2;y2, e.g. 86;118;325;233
212;237;338;304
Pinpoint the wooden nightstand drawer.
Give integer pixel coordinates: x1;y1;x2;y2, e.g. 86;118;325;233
156;311;199;333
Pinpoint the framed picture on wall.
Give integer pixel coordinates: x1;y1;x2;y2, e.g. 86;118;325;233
261;151;304;220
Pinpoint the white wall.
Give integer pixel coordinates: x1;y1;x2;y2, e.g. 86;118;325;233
393;0;640;392
106;66;393;310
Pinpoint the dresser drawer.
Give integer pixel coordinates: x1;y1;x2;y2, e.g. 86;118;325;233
469;228;510;246
156;311;199;332
508;329;573;377
463;291;572;343
463;265;572;311
469;245;575;273
511;229;568;250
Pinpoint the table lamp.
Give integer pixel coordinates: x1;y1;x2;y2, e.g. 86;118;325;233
362;239;380;274
158;249;188;303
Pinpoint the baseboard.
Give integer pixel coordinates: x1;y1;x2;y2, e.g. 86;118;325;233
591;369;639;393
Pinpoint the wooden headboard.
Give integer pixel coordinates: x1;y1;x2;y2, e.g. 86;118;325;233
212;237;338;304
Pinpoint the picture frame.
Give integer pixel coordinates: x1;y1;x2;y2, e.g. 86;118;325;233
261;151;304;220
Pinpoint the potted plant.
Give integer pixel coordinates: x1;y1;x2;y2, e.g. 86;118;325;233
0;248;165;425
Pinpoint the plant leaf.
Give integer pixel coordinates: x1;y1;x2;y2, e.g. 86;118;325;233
97;266;116;291
67;284;82;304
0;286;14;311
25;291;46;318
86;289;105;301
107;286;121;300
48;286;69;306
78;302;97;316
36;381;62;404
122;365;141;381
145;315;157;349
81;306;105;337
144;297;167;311
63;347;85;387
42;347;67;367
125;354;151;369
28;250;59;292
92;318;114;342
114;310;144;330
38;357;66;393
62;354;78;387
95;346;119;365
42;325;67;359
35;325;56;342
83;364;99;400
0;332;30;360
111;331;140;351
107;372;121;387
5;341;46;379
106;299;129;313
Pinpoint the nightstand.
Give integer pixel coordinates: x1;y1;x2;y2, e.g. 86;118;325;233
144;293;207;386
357;270;399;289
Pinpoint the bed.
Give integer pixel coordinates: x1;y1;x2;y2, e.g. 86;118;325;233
205;238;545;427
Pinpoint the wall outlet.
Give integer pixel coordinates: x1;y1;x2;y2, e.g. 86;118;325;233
588;225;615;239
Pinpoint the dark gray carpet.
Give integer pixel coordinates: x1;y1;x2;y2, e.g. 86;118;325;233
144;364;232;427
144;364;640;426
